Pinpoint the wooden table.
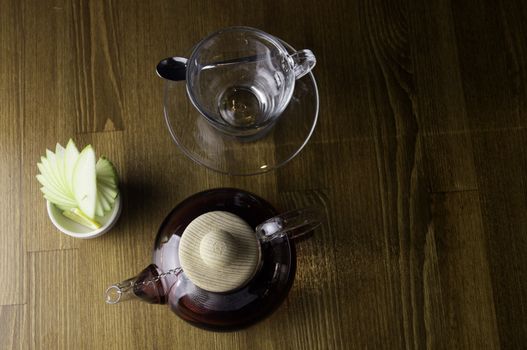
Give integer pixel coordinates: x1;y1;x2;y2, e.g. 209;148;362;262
1;0;526;349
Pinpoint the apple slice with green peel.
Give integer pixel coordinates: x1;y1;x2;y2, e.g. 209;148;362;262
46;149;69;192
98;182;118;201
97;188;111;212
48;201;71;212
39;157;63;193
54;143;71;196
97;170;117;202
98;185;115;206
97;173;118;185
95;197;104;217
38;152;76;210
97;177;116;190
41;194;75;209
36;164;64;195
96;157;118;178
96;160;118;189
99;190;117;208
97;176;118;189
72;145;97;219
98;179;118;196
62;208;101;230
97;169;117;181
95;189;103;216
37;176;77;206
94;186;110;217
95;156;118;212
101;197;111;212
97;187;112;211
40;188;76;208
37;175;76;204
64;139;80;194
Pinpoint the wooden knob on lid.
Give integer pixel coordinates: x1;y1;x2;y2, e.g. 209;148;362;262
199;230;237;268
179;211;261;293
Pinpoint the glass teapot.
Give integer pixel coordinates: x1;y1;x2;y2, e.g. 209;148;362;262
105;188;323;331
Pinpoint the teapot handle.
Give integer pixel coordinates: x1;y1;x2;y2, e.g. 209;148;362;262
256;207;324;242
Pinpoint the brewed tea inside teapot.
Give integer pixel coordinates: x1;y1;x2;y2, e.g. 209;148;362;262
105;188;323;331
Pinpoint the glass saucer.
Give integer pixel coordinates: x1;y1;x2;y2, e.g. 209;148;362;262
163;42;319;176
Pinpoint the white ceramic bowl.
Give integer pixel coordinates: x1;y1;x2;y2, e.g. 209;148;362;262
46;195;122;239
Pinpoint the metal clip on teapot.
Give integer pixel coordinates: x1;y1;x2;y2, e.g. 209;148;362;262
105;188;323;331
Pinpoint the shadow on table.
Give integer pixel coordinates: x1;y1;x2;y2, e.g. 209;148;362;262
108;176;167;237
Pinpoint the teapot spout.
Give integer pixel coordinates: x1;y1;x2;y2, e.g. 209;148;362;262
105;264;168;305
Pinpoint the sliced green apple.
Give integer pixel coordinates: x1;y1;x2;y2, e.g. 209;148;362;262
95;197;104;217
95;156;118;212
37;139;120;225
96;174;118;189
97;176;118;189
54;143;71;196
64;139;79;193
98;186;115;207
97;188;111;212
40;187;76;208
101;197;111;212
36;164;63;195
39;157;63;193
72;145;97;219
96;157;118;178
62;208;101;230
46;149;69;192
97;171;117;209
98;181;118;200
97;191;113;212
48;201;72;212
37;175;76;205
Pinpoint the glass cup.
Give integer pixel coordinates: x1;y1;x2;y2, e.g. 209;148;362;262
164;26;316;140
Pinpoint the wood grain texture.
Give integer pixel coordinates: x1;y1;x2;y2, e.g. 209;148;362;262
21;0;80;252
0;0;25;305
28;249;79;349
71;0;125;133
1;0;526;349
0;305;26;350
426;191;499;349
471;130;527;349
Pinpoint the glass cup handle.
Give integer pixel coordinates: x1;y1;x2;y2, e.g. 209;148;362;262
290;49;316;79
256;206;324;242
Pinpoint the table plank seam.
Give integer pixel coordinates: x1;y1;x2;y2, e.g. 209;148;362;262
75;129;126;136
429;188;478;194
27;247;79;254
421;125;527;136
